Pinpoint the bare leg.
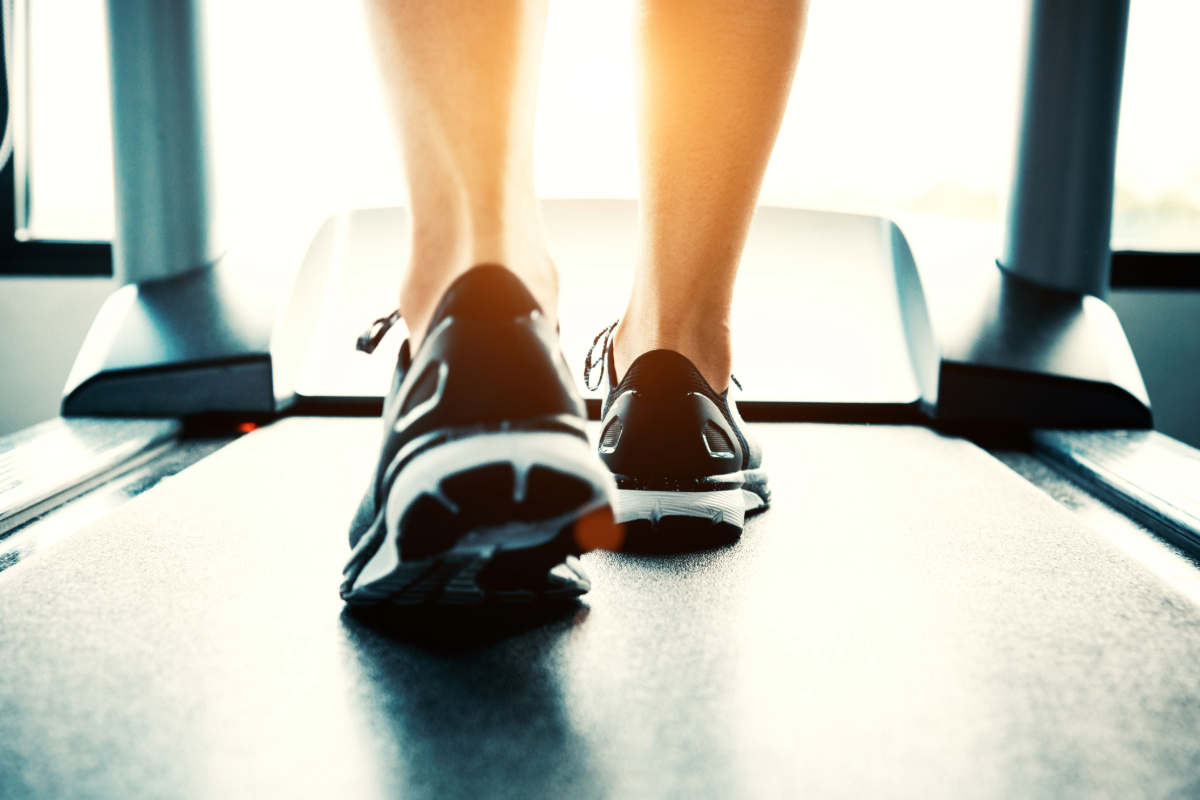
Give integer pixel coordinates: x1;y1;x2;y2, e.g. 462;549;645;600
363;0;554;351
616;0;809;391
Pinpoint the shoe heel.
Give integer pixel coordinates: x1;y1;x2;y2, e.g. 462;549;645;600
350;430;619;605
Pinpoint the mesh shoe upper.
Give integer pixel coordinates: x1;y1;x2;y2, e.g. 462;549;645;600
598;346;762;481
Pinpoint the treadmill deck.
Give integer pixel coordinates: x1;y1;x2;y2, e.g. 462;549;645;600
2;419;1200;798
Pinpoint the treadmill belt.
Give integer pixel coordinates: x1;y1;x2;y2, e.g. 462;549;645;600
2;419;1200;798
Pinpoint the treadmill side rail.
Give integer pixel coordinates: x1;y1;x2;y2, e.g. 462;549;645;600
1034;429;1200;553
0;417;180;534
886;220;940;415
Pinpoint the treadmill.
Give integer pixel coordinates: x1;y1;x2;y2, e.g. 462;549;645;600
4;0;1200;796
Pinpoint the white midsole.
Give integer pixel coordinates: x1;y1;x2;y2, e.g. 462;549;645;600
615;488;764;527
351;431;616;593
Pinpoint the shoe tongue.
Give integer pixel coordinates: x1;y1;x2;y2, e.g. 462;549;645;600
427;264;541;330
620;349;715;399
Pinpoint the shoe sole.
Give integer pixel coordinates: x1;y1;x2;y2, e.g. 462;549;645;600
613;467;770;532
342;431;621;606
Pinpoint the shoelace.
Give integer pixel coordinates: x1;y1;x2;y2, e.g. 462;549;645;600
356;309;402;354
354;312;746;392
583;318;745;394
584;320;619;391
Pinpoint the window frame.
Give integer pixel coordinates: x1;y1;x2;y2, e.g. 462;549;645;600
1;1;111;277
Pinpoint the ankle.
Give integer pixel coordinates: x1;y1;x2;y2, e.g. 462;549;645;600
613;312;733;393
399;223;558;352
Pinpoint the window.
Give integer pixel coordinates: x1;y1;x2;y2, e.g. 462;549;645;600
1111;0;1200;251
9;0;1200;269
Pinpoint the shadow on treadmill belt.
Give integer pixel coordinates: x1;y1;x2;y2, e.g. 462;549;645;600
342;601;588;650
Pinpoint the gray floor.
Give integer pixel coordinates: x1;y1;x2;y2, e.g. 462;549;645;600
3;419;1200;799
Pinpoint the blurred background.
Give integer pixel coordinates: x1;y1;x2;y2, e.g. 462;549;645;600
3;0;1199;438
21;0;1200;248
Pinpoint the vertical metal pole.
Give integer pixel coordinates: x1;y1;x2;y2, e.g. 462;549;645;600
106;0;219;286
999;0;1130;298
11;0;31;239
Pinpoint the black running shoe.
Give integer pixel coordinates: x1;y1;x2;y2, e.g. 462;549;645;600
341;266;622;606
585;325;769;545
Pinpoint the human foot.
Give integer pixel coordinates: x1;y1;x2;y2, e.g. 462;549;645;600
342;265;621;606
610;312;733;394
398;247;556;352
588;335;769;551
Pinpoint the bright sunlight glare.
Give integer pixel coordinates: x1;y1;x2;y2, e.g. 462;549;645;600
22;0;1200;253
